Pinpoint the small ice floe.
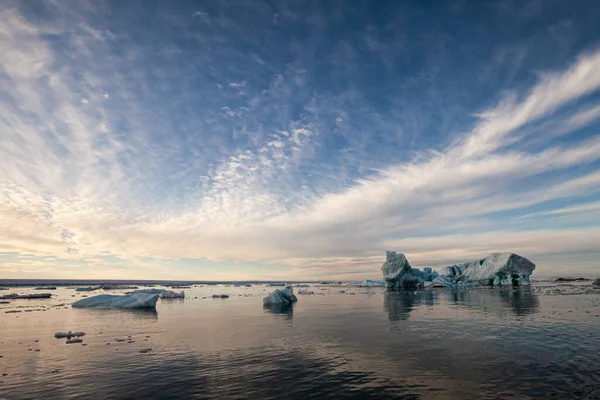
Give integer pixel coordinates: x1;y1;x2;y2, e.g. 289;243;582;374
361;280;386;287
554;277;589;282
297;284;310;288
267;282;286;287
0;293;52;299
127;289;184;299
298;289;314;295
263;285;298;305
75;287;98;292
139;348;152;353
212;294;229;298
0;287;8;290
101;285;139;290
55;331;85;339
71;293;159;309
338;290;346;294
65;338;83;344
115;338;126;342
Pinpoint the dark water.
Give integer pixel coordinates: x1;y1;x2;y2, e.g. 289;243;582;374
1;282;599;399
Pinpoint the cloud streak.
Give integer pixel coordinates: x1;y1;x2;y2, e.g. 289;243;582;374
1;0;600;279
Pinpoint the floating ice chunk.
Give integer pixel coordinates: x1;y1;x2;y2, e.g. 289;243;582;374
54;331;85;338
0;287;8;290
71;293;159;308
298;289;314;295
102;285;139;290
1;293;52;299
75;287;98;292
129;289;184;299
263;285;298;305
267;282;286;287
297;284;310;287
362;280;386;287
160;290;184;299
338;290;346;294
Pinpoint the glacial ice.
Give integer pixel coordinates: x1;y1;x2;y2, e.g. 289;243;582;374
381;251;535;288
71;293;159;308
263;285;298;305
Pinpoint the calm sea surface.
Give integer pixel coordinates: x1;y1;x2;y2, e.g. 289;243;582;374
1;280;599;399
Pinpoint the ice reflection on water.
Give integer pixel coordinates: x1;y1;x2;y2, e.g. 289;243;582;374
0;283;599;399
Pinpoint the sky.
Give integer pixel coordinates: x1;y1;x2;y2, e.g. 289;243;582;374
1;0;600;281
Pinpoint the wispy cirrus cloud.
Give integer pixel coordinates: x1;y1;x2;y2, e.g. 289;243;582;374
1;0;600;279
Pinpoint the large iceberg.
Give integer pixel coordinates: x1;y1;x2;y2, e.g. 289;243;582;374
381;251;535;288
72;293;159;308
263;285;298;305
438;252;535;286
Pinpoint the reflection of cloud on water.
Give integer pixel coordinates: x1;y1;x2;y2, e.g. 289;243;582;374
384;287;540;321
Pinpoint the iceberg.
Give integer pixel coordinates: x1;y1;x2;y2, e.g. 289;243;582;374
71;293;159;308
381;251;535;288
263;285;298;305
440;252;535;286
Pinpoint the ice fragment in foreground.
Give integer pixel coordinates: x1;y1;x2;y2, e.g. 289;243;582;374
263;285;298;305
71;293;159;308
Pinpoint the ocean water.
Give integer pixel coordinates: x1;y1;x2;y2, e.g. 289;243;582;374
1;281;599;399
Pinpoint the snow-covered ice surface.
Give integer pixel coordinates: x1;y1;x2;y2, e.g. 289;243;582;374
71;293;159;308
1;279;599;399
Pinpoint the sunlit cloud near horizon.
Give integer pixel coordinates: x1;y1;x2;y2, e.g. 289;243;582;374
1;0;600;280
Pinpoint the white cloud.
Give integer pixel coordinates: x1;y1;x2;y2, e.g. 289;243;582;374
1;1;600;279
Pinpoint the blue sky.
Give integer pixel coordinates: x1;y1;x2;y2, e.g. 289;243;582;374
1;0;600;280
